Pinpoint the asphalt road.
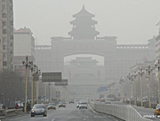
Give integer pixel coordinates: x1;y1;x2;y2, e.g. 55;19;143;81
1;103;117;121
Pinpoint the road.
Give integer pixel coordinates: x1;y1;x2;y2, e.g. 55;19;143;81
2;103;116;121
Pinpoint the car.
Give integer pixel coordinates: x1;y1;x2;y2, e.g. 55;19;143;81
96;98;100;101
47;103;56;110
154;104;160;115
69;99;74;103
0;104;5;109
105;101;111;104
31;104;47;117
79;102;87;109
77;102;80;108
100;98;105;102
59;102;66;107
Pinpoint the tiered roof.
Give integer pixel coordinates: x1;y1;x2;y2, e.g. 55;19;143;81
68;5;99;40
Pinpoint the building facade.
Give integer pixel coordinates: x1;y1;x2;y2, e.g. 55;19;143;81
13;27;35;76
0;0;14;71
35;6;155;83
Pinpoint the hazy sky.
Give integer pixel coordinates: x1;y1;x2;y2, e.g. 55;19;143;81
14;0;160;45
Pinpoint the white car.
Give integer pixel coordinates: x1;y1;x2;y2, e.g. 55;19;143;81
79;102;87;109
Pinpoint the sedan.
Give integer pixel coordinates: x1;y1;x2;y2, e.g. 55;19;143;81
31;104;47;117
154;104;160;115
79;102;87;109
59;102;66;107
47;103;56;110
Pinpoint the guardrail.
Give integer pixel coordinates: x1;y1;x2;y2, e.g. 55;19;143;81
0;108;23;119
88;100;152;121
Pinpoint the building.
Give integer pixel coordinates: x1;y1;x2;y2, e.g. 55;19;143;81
14;27;35;76
35;6;155;84
14;27;35;57
0;0;14;71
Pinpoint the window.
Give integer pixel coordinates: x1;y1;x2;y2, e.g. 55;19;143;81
3;61;7;66
2;13;6;18
3;29;7;34
3;45;6;50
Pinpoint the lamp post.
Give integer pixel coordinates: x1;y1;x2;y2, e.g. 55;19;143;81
133;71;137;106
34;67;41;104
119;77;125;99
29;63;37;108
155;59;160;103
138;67;144;107
127;73;132;104
146;65;152;108
22;56;32;112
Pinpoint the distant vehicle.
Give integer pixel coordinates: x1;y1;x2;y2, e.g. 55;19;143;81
99;94;104;99
31;104;47;117
96;98;100;101
47;103;56;110
77;102;80;108
100;98;105;102
59;102;66;107
69;99;74;103
79;102;87;109
154;104;160;115
105;101;111;104
0;104;5;109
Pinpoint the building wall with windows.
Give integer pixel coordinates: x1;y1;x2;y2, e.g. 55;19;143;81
14;27;35;57
0;0;14;71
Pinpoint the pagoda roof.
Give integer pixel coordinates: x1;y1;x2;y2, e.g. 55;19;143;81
73;5;95;18
70;19;97;25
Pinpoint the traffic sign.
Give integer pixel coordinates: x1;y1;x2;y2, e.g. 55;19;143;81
55;79;68;86
42;72;62;82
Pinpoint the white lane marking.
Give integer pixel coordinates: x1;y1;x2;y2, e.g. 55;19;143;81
51;119;55;121
84;118;86;120
88;103;99;114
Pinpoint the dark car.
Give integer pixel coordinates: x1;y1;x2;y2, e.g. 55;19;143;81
31;104;47;117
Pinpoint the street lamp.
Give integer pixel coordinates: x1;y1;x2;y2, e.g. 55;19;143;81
127;73;133;104
29;63;37;108
132;71;137;105
138;67;144;107
146;64;153;108
22;56;33;112
33;66;41;104
119;77;125;98
155;58;160;103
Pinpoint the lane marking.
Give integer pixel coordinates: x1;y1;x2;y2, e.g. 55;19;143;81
51;119;55;121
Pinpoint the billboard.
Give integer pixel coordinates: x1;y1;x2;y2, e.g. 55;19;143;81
55;79;68;86
42;72;62;82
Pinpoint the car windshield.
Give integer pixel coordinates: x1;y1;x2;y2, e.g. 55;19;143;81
156;104;160;109
2;1;160;120
48;104;55;106
81;103;87;104
33;105;44;109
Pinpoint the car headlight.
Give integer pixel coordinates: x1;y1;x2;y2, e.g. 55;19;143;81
32;110;35;113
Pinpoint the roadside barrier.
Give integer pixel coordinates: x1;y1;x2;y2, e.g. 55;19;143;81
88;100;152;121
